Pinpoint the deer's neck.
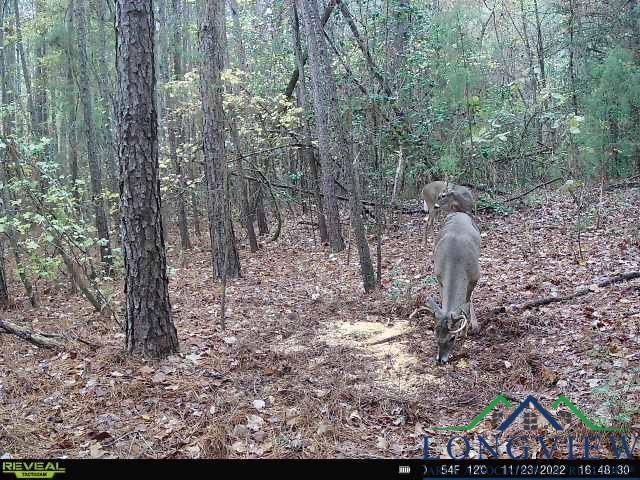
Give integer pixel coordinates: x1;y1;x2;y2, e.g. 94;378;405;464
441;266;468;314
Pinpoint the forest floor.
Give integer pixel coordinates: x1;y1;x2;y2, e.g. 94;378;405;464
1;185;639;459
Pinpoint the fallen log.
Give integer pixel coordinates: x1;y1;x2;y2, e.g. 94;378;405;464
0;319;65;349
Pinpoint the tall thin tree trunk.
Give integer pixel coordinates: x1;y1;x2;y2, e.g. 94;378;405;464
169;0;192;251
254;185;269;235
12;0;36;137
519;0;537;108
0;2;11;308
75;0;113;270
533;0;547;143
229;125;258;252
188;120;202;238
64;0;80;207
299;0;345;252
116;0;179;358
1;0;14;137
228;0;258;252
34;0;48;146
301;0;373;287
199;0;241;280
290;0;328;242
96;0;118;191
344;104;375;292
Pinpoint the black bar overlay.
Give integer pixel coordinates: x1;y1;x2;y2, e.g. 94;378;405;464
1;459;639;480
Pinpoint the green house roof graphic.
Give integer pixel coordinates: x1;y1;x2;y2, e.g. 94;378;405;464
434;394;624;432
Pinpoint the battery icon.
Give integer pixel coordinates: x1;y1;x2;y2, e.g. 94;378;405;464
399;465;411;474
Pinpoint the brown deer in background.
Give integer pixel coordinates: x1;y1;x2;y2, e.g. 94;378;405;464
421;181;448;244
421;182;475;243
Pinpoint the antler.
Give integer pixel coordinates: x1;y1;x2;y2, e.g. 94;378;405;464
449;312;469;334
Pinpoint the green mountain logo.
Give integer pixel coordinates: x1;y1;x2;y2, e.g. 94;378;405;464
435;394;625;432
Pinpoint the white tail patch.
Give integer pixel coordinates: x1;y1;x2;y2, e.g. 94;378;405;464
423;200;428;213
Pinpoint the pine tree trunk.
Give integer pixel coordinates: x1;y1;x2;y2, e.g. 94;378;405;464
169;0;192;251
188;127;202;238
290;1;328;243
12;0;37;137
199;0;241;280
0;0;14;137
300;0;374;288
0;6;11;307
64;22;81;208
344;96;375;292
299;0;345;252
96;0;119;192
228;0;258;252
75;0;113;270
254;185;269;235
116;0;179;358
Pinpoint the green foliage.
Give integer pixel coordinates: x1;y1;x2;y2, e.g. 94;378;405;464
579;48;640;177
1;141;122;286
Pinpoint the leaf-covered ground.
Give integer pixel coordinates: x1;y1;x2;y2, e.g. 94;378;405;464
1;187;639;458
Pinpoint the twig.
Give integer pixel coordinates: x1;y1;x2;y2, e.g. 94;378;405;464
409;306;431;319
367;331;411;346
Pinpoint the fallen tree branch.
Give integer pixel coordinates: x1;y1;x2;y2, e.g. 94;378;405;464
604;181;640;192
491;271;640;315
459;183;508;196
0;319;65;349
504;177;563;203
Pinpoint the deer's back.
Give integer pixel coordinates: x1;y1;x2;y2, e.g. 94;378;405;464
434;213;480;282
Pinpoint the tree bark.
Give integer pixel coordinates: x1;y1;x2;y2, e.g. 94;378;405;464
65;0;80;207
116;0;179;357
290;0;328;242
12;0;36;137
284;0;338;98
0;319;65;349
169;0;192;251
0;0;16;137
0;0;11;308
254;184;269;235
199;0;241;279
300;0;345;252
344;95;375;292
228;0;258;252
96;0;119;191
75;0;113;269
33;0;48;147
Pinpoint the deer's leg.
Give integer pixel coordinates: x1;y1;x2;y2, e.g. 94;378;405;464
467;283;479;332
424;211;434;244
469;300;478;332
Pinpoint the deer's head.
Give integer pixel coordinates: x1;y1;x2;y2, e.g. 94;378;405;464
426;298;470;364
